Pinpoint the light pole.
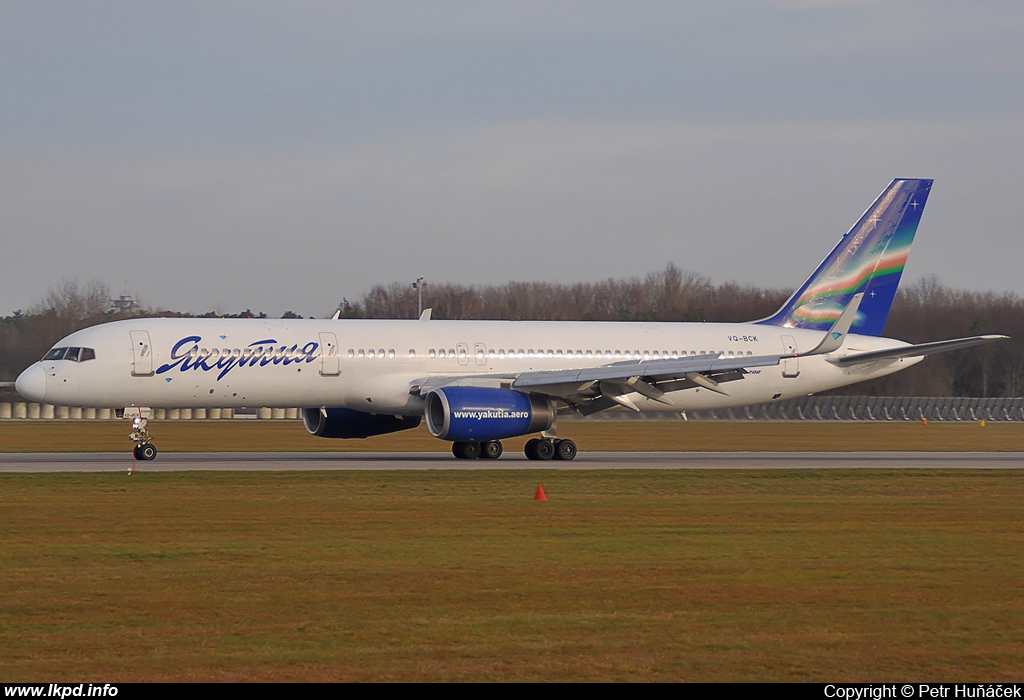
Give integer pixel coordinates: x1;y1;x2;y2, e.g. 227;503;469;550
413;276;425;318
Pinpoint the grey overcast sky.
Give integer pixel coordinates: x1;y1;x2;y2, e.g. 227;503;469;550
2;1;1023;317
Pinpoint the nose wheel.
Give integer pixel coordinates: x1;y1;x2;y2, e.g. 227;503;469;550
133;443;158;461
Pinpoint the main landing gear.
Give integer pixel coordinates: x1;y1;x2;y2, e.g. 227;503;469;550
450;437;577;461
129;415;158;461
525;437;577;461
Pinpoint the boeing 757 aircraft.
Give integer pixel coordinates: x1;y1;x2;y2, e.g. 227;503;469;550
16;179;1006;461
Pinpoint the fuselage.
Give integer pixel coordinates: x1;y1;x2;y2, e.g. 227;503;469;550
17;317;920;413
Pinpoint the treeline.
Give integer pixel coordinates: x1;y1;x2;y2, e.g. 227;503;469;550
3;269;1023;398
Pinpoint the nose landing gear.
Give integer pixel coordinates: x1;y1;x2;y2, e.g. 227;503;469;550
125;407;158;461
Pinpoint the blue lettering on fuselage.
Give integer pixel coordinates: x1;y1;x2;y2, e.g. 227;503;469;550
156;336;320;381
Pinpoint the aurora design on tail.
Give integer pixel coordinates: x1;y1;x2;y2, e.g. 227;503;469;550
758;178;932;337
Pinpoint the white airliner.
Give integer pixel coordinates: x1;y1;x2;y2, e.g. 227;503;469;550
15;179;1006;461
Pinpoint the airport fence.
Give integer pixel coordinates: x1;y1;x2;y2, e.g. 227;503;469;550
1;397;1023;422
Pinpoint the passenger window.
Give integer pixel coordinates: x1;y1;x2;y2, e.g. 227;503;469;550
79;347;96;362
448;349;455;358
388;349;395;359
358;349;365;358
368;349;376;358
429;349;436;358
408;349;416;358
348;349;355;358
43;347;67;361
439;349;446;358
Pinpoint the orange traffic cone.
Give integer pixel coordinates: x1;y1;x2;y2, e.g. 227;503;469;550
534;484;548;501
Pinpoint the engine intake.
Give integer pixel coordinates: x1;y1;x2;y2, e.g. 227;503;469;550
302;407;421;439
424;387;555;442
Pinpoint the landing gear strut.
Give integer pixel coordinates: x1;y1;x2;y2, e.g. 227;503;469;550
128;415;158;461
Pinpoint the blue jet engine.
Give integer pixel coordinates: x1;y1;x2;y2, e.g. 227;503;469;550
424;387;555;442
302;407;421;439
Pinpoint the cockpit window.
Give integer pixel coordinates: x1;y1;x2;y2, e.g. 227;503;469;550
41;346;96;362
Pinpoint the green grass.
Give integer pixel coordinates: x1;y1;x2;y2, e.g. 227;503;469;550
2;469;1023;681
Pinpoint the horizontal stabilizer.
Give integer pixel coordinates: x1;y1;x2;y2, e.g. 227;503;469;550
832;335;1008;366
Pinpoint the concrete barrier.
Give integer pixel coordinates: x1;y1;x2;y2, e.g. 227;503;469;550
3;396;1023;422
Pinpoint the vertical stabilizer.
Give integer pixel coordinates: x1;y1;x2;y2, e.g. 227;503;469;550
757;178;932;337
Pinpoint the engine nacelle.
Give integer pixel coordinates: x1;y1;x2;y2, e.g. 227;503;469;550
302;407;421;439
424;387;555;442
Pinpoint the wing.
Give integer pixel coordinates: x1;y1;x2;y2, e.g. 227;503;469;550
415;294;865;414
416;351;786;414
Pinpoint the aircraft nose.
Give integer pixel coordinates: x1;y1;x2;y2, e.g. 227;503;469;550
15;365;47;402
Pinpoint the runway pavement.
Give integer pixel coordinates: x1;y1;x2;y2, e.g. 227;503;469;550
1;451;1022;472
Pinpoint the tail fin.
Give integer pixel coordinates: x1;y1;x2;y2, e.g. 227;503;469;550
757;178;932;337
